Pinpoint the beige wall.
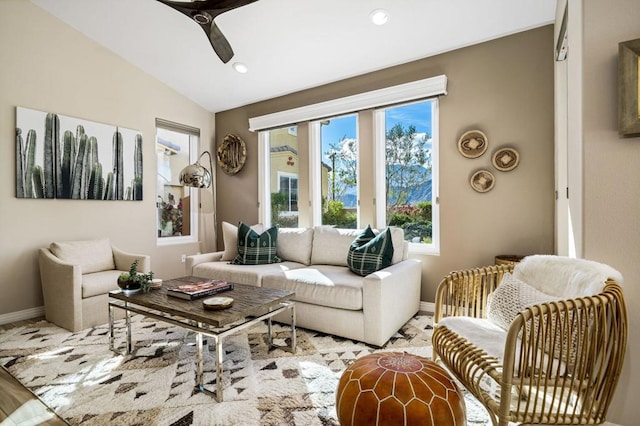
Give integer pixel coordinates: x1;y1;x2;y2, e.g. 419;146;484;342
0;1;215;317
216;26;556;301
582;1;640;423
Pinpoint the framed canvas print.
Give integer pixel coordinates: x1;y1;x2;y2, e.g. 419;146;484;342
16;107;143;200
618;38;640;137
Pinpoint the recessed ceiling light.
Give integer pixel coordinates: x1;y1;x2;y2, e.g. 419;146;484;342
233;62;248;74
369;9;389;26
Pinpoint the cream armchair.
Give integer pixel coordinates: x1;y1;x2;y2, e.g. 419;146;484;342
433;255;627;426
39;238;150;332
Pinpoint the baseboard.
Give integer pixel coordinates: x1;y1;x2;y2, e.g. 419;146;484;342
420;301;434;315
0;306;45;326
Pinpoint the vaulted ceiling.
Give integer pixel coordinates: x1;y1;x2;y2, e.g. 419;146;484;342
33;0;556;113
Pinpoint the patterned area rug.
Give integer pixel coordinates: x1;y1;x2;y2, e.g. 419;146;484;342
0;314;490;425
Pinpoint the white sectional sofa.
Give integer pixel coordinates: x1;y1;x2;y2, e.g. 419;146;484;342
186;226;422;346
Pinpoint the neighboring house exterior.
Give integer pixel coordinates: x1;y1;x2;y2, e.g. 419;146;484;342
269;127;330;216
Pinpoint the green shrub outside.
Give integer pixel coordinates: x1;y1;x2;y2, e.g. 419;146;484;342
271;192;299;228
388;201;432;243
322;200;357;228
271;194;431;240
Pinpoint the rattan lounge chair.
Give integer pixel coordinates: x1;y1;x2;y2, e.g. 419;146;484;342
432;255;627;426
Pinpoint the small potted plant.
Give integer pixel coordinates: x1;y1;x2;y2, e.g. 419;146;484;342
117;260;154;294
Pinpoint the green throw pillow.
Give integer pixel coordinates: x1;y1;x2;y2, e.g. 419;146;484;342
231;222;281;265
347;225;394;276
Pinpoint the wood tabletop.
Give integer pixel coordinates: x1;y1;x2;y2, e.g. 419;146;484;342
109;277;294;328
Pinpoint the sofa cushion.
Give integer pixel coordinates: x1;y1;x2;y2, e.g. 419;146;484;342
311;226;405;267
277;227;314;265
387;227;405;264
232;223;281;265
193;261;304;287
487;273;559;330
82;270;122;298
311;226;358;266
347;226;394;276
262;265;363;310
221;221;263;261
50;238;115;274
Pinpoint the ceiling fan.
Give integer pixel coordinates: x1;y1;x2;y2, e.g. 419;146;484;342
156;0;259;64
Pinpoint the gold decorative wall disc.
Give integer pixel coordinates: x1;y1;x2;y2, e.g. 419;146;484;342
492;147;520;171
458;130;488;158
217;134;247;175
470;169;495;193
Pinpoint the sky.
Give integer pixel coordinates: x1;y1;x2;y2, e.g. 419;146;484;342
320;99;434;161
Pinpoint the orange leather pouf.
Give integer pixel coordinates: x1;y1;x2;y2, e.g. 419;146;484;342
336;352;466;426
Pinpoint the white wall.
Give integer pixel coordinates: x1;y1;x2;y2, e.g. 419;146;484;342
0;0;216;318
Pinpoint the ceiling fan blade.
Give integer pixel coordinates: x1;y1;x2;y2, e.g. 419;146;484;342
208;22;234;63
156;0;259;63
158;0;256;12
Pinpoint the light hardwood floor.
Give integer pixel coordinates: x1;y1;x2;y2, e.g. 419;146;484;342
0;318;68;426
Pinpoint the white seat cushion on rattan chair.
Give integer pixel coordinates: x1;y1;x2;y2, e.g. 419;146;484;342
437;316;568;375
438;317;507;360
512;255;623;299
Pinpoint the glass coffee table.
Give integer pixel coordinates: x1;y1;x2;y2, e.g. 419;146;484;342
108;277;296;402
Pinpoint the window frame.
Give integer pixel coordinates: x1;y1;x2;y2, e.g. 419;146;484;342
254;75;446;255
311;113;359;228
155;120;200;246
258;130;270;227
374;98;440;255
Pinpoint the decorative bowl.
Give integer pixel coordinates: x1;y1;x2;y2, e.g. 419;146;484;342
458;129;488;158
492;147;520;171
470;169;495;193
203;296;234;310
117;280;141;295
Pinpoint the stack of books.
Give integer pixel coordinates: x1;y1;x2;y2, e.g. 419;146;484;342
167;279;233;300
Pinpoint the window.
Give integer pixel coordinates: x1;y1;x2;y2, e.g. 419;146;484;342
266;126;299;228
376;99;439;253
155;120;199;243
278;173;298;213
316;114;358;228
253;75;445;254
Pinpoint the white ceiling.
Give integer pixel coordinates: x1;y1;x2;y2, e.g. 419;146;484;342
32;0;557;113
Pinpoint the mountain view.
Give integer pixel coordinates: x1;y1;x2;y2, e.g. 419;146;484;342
338;165;432;208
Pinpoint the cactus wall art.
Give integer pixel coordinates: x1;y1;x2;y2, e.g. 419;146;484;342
15;107;143;200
